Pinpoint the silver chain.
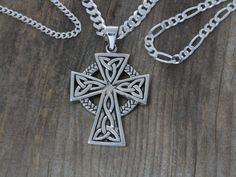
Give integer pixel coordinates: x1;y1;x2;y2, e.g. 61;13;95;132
2;0;234;59
145;0;236;64
0;0;81;39
81;0;160;40
0;0;160;40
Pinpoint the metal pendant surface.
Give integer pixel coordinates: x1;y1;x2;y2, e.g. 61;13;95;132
70;53;150;146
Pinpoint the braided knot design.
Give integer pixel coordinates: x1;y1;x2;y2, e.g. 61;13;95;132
93;92;120;142
80;62;138;117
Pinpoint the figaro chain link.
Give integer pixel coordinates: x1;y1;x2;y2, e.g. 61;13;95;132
0;0;81;39
145;0;236;64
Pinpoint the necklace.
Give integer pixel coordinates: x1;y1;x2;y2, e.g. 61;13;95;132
0;0;160;146
145;0;236;64
75;0;164;146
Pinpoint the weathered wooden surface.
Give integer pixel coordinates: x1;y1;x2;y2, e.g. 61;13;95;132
0;0;235;177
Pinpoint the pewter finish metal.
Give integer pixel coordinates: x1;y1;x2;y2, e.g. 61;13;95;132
79;62;141;117
70;53;150;146
145;0;236;64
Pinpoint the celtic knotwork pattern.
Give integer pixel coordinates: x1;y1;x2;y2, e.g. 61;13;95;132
98;57;123;83
74;74;105;98
70;53;150;146
116;78;146;100
81;63;139;117
70;72;105;101
93;92;120;142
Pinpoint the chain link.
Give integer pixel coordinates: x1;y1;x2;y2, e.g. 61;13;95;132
81;0;160;40
2;0;233;58
0;0;160;40
0;0;81;39
145;0;236;64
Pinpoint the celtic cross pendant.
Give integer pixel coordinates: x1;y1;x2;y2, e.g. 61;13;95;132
70;27;150;146
70;53;150;146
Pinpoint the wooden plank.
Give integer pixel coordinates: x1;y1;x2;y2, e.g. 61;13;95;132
0;0;235;177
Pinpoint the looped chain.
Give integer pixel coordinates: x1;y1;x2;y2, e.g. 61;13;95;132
0;0;81;39
117;0;160;39
81;0;106;36
145;0;236;64
0;0;161;41
81;0;160;40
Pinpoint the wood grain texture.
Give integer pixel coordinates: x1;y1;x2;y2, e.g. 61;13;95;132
0;0;236;177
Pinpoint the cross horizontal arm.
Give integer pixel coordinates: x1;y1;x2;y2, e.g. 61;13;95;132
114;74;150;104
70;71;106;101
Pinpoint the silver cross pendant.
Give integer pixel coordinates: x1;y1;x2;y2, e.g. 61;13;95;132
70;27;150;146
70;53;150;146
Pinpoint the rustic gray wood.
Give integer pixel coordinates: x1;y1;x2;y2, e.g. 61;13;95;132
0;0;235;177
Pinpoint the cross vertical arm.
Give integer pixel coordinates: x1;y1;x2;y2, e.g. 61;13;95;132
88;91;126;146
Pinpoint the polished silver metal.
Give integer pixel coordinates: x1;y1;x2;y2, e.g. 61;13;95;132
81;0;161;39
145;0;236;64
0;0;81;39
0;0;161;40
105;44;118;53
104;26;118;51
70;53;150;146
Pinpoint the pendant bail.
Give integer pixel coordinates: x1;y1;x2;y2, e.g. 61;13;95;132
104;26;118;52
